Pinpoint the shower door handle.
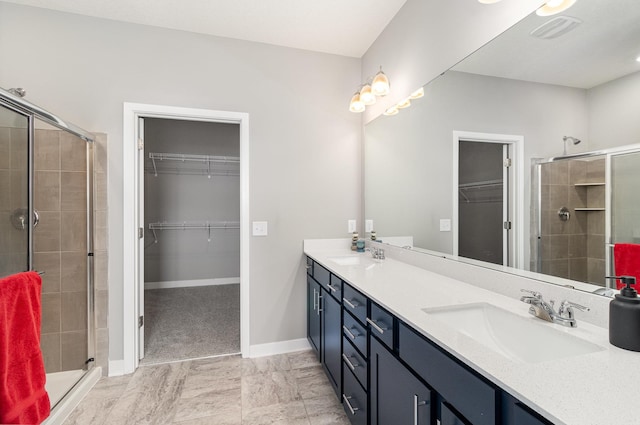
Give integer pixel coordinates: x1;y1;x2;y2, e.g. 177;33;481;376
10;208;39;229
33;209;40;228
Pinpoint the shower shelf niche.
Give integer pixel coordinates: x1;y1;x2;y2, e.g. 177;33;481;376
574;182;605;186
574;207;605;211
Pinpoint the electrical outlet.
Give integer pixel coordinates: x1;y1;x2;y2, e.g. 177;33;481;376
365;219;374;233
348;219;357;233
439;219;451;232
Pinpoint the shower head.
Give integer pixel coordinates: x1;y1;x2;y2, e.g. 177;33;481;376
8;88;26;97
562;136;581;155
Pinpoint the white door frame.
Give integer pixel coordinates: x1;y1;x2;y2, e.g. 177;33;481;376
123;102;250;374
452;131;524;269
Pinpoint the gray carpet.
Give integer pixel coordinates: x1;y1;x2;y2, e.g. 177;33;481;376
141;284;240;365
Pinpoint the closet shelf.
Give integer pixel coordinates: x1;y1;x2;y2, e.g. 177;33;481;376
459;179;503;203
148;221;240;243
148;152;240;177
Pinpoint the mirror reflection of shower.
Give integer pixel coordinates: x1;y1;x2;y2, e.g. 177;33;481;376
562;135;581;155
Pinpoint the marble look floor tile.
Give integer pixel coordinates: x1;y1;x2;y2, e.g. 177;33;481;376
293;366;335;400
182;374;241;399
84;375;132;400
173;416;241;425
242;400;310;425
62;397;118;425
302;394;343;417
104;378;184;425
288;350;319;370
173;387;241;423
241;371;301;409
242;354;292;376
126;361;191;394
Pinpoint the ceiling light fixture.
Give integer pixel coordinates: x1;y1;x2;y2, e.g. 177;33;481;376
396;98;411;109
409;87;424;99
372;67;390;96
359;83;376;106
349;91;365;113
383;106;399;116
536;0;577;17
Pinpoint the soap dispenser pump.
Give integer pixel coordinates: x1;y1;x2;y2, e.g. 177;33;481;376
607;276;640;351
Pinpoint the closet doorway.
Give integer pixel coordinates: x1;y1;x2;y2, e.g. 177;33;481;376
139;117;241;365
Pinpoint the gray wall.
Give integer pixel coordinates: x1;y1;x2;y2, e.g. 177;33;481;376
144;119;240;283
0;2;361;361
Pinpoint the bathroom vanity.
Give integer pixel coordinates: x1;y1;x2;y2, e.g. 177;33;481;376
304;240;640;425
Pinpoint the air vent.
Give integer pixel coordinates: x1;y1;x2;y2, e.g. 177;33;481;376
530;16;582;39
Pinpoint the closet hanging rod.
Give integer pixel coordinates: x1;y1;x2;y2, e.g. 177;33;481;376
148;152;240;164
148;221;240;244
145;167;239;177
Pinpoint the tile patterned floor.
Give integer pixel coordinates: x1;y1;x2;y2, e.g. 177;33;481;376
63;350;350;425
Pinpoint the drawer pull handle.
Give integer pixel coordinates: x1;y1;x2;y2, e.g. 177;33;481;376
367;318;388;335
343;297;360;309
342;325;359;340
305;264;312;269
313;288;318;311
342;353;360;370
413;394;427;425
342;395;359;415
327;283;338;292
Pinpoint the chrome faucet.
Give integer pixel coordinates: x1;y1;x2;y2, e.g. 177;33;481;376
370;246;385;260
520;289;589;328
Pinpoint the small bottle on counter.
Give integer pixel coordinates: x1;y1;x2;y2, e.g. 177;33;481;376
607;275;640;351
370;230;377;241
351;232;359;251
356;239;365;252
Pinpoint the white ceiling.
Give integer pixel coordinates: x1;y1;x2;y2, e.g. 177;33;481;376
2;0;407;57
453;0;640;89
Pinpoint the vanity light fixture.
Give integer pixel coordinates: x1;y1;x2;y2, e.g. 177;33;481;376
409;87;424;99
372;67;391;96
349;91;365;113
396;98;411;109
360;83;376;106
536;0;577;16
383;106;399;116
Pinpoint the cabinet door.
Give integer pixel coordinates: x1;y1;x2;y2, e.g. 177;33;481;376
322;291;341;397
307;276;321;359
441;402;470;425
371;337;432;425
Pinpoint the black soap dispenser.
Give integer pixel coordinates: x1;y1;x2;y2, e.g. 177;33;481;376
607;276;640;351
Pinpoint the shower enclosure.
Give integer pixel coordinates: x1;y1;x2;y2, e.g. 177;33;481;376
534;144;640;288
0;88;95;411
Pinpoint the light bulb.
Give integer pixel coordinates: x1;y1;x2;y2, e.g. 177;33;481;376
536;0;577;16
372;68;390;96
349;92;365;113
360;84;376;106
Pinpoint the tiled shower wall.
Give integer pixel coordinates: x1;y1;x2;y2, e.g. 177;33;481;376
32;129;109;375
540;159;605;285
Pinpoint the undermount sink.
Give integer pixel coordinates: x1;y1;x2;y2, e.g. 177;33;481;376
328;255;376;267
422;303;605;363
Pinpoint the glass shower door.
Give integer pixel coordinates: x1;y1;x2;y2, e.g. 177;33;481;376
0;103;31;277
609;150;640;279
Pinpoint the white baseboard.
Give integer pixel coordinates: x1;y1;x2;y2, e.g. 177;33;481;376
248;338;311;358
145;277;240;290
108;360;125;377
42;367;101;425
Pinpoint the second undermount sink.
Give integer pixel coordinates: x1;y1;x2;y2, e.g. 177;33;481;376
328;255;376;267
422;303;605;363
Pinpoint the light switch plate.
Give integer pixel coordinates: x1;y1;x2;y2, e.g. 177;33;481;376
365;219;374;233
439;219;451;232
348;219;357;233
252;221;268;236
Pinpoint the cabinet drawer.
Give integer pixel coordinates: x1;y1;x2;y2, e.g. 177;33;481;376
343;336;367;390
327;274;343;301
368;302;394;350
313;262;331;289
343;362;368;425
306;256;313;276
441;402;470;425
343;283;368;324
399;324;497;425
343;310;367;358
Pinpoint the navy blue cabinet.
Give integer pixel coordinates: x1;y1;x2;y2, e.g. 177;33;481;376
322;291;342;397
370;337;433;425
307;275;321;359
343;361;368;425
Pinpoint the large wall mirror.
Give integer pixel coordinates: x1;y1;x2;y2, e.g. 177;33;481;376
364;0;640;294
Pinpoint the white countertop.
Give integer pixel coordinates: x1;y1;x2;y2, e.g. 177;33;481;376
304;246;640;425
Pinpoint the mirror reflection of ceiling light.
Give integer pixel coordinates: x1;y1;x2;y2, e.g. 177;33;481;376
536;0;577;16
349;92;365;113
636;55;640;63
360;83;376;106
477;0;502;3
409;87;424;99
383;106;399;116
396;98;411;109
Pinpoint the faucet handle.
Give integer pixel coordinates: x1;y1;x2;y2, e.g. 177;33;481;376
520;289;542;299
558;300;590;319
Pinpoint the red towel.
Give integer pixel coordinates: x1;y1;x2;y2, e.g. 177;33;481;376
614;243;640;290
0;271;50;425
